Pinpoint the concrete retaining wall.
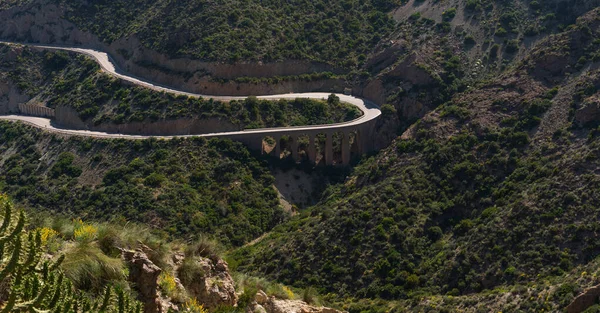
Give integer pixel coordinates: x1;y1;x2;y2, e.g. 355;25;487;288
55;105;238;136
18;103;55;117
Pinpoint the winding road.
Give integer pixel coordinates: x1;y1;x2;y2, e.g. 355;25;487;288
0;42;381;141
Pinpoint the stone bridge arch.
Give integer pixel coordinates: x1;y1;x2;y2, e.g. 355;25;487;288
228;119;376;166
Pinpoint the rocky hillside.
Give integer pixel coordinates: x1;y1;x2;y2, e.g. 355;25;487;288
0;193;346;313
4;0;595;114
230;8;600;312
361;0;600;137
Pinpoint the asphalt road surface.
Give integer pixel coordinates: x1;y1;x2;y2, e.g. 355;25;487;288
0;41;381;140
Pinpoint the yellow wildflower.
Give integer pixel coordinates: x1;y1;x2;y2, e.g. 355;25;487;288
74;223;98;241
38;227;59;245
182;298;207;313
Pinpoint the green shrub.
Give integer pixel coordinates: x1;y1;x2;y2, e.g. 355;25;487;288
464;35;476;45
442;8;457;21
62;242;127;293
505;39;519;53
454;219;474;234
49;152;82;178
381;104;397;117
144;172;166;187
465;0;478;11
490;44;501;58
427;226;443;241
178;257;206;290
495;27;508;37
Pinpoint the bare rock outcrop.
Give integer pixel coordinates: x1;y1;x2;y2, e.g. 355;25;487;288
356;78;386;105
0;83;27;114
373;110;401;150
365;40;406;73
121;249;168;313
387;53;438;86
565;284;600;313
178;256;238;310
532;52;570;79
575;95;600;126
354;52;437;106
249;292;346;313
0;46;31;114
255;290;268;305
266;299;344;313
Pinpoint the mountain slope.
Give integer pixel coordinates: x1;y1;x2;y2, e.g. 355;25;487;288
230;8;600;311
1;0;396;66
4;0;600;312
0;121;285;246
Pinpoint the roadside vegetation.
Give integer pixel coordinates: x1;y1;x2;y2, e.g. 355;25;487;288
1;44;361;128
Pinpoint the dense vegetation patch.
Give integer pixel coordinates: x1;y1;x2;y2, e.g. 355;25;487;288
55;0;397;66
0;121;284;246
0;0;32;10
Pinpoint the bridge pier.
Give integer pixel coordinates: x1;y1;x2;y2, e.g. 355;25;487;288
308;135;317;163
325;133;333;166
342;132;351;166
274;135;281;159
291;136;299;162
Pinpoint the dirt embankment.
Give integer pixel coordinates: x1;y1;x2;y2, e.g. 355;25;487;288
0;81;27;114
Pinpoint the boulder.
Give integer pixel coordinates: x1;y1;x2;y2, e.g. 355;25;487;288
253;303;268;313
178;256;238;309
172;252;185;266
565;284;600;313
255;290;268;305
250;294;346;313
268;299;339;313
575;96;600;126
121;249;165;313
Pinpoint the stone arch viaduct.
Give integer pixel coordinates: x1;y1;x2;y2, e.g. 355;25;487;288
0;42;382;166
225;113;377;165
